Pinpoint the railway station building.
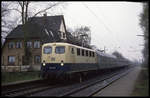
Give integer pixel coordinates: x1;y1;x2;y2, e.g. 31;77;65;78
1;15;69;72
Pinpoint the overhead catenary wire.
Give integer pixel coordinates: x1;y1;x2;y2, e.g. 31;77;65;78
64;3;108;50
94;5;138;55
81;3;118;50
64;8;104;49
81;2;131;54
80;3;111;50
67;3;132;56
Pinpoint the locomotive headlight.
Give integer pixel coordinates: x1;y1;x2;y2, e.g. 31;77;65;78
43;60;46;66
43;63;46;66
61;60;64;66
61;63;64;66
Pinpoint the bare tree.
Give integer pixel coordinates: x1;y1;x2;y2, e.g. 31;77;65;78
1;2;19;45
112;51;124;59
2;2;10;33
139;3;149;67
17;1;30;25
8;1;65;25
74;26;91;46
66;26;91;47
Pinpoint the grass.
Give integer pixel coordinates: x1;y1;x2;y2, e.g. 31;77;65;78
1;71;41;85
131;67;149;96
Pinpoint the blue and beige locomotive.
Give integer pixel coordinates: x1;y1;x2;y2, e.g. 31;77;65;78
40;42;130;80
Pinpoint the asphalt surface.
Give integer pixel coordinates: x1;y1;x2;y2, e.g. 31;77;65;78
93;66;141;96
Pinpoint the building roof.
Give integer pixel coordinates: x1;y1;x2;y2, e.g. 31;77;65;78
28;15;64;31
5;15;91;48
6;24;43;38
6;15;65;43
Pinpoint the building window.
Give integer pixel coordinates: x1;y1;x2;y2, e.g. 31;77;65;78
8;56;15;64
16;42;22;48
63;32;66;38
34;41;40;48
59;31;66;39
34;55;41;64
8;42;15;48
27;41;32;48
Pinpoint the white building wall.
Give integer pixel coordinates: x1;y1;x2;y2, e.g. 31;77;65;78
59;20;66;40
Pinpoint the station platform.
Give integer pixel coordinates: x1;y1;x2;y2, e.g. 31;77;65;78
93;66;141;96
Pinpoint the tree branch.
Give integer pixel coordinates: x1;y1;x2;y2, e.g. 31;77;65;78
8;8;22;13
32;2;61;17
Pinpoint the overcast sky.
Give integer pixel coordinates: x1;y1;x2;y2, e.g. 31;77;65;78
63;2;144;62
4;1;144;62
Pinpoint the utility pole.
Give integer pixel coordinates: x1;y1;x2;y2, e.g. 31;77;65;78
103;46;108;53
104;46;105;53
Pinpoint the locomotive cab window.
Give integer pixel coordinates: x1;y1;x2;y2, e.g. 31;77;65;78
55;46;65;54
44;46;52;54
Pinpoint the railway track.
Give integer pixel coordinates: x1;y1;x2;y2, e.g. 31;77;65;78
58;67;132;96
1;77;76;97
1;67;133;97
1;79;63;97
30;67;132;96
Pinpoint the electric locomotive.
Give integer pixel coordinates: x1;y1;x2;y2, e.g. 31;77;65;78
41;42;98;79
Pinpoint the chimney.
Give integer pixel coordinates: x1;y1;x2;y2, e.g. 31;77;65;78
43;12;47;29
43;12;47;17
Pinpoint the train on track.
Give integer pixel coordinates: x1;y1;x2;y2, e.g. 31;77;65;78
40;42;131;80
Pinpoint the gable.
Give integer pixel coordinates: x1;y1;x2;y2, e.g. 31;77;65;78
59;19;66;33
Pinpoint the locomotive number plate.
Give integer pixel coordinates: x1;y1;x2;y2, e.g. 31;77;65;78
49;67;56;69
51;57;55;61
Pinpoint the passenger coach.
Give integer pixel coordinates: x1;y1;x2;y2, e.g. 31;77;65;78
41;42;98;79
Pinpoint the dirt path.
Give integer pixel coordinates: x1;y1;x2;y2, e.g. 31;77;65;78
93;66;141;96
